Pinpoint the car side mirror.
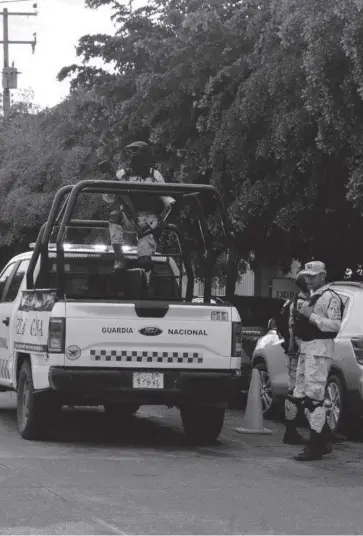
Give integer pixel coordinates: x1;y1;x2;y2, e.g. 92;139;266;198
268;318;277;331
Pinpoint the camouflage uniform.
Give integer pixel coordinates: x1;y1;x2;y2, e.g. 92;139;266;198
104;168;174;259
293;285;342;434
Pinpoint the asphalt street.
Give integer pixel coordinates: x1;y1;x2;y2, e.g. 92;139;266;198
0;393;362;535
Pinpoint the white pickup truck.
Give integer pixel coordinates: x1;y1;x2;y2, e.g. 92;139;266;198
0;179;243;443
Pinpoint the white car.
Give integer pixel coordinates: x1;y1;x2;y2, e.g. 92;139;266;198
251;282;363;435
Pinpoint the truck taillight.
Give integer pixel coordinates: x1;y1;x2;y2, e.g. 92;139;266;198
48;318;65;353
351;337;363;365
232;322;243;357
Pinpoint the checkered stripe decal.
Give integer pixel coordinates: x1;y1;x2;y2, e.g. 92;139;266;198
90;350;203;364
0;359;10;380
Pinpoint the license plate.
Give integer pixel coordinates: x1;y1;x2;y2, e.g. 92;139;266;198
132;372;164;389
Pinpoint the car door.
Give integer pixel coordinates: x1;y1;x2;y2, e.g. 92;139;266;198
0;261;18;384
0;259;29;386
330;290;351;374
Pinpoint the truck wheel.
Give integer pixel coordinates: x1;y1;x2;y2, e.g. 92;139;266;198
181;407;225;444
17;361;56;440
103;403;140;419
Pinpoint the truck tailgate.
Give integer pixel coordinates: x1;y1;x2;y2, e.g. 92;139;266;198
64;302;233;369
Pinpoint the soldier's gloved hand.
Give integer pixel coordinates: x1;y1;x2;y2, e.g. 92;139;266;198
292;308;301;321
299;302;314;319
139;220;160;239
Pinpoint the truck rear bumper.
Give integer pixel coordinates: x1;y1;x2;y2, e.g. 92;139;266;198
48;367;240;406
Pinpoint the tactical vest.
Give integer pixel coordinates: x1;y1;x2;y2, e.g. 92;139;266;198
123;168;164;214
294;289;343;341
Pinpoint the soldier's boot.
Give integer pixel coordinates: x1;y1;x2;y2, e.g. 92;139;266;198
295;400;328;461
294;430;323;461
112;243;127;271
138;256;153;291
283;395;306;445
283;423;307;445
319;422;333;456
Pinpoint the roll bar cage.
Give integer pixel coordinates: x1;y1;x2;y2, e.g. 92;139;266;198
26;180;237;302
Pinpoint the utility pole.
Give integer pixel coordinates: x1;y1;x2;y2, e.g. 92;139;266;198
0;5;37;118
2;7;9;117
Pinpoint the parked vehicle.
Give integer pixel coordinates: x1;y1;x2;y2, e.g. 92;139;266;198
0;179;243;443
251;282;363;434
232;296;284;360
192;297;224;305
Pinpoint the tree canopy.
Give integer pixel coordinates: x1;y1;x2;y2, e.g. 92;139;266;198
2;0;363;278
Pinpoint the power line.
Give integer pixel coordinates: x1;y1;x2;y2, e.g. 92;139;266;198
0;1;35;4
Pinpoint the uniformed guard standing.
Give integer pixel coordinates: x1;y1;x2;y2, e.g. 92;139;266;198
290;261;342;461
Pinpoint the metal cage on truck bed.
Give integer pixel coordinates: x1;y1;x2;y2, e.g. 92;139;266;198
26;180;238;302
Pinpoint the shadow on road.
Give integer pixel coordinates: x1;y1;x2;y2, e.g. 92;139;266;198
1;398;362;451
0;405;234;454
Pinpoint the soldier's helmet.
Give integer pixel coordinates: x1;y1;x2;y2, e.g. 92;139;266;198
123;141;153;169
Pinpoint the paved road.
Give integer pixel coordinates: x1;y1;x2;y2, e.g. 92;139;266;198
0;393;362;535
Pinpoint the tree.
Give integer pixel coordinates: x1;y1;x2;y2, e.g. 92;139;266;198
3;0;363;279
58;0;363;278
0;90;106;264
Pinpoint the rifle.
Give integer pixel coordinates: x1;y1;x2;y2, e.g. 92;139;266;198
288;294;299;356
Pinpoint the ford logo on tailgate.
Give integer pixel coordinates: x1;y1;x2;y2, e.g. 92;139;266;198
139;327;163;336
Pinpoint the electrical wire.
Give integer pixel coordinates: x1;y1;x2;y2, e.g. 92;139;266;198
0;1;35;4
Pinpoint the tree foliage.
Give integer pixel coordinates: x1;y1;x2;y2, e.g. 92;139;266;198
0;91;103;262
2;0;363;278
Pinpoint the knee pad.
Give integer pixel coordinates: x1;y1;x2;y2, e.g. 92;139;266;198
109;210;123;225
138;256;153;272
303;398;325;433
303;397;323;413
285;395;300;421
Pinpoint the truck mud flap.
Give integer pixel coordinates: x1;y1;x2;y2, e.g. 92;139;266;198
175;373;235;402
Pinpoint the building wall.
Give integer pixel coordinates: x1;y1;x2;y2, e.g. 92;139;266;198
253;260;302;298
193;268;255;297
183;260;301;298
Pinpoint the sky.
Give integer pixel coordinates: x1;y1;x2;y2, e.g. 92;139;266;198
0;0;116;108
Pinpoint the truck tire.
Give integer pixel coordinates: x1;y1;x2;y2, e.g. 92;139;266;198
180;407;225;444
17;361;57;440
103;403;140;419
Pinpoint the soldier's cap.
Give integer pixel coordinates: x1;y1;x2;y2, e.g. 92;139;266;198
300;260;326;276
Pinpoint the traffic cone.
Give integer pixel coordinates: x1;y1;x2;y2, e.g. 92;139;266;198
235;367;273;435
